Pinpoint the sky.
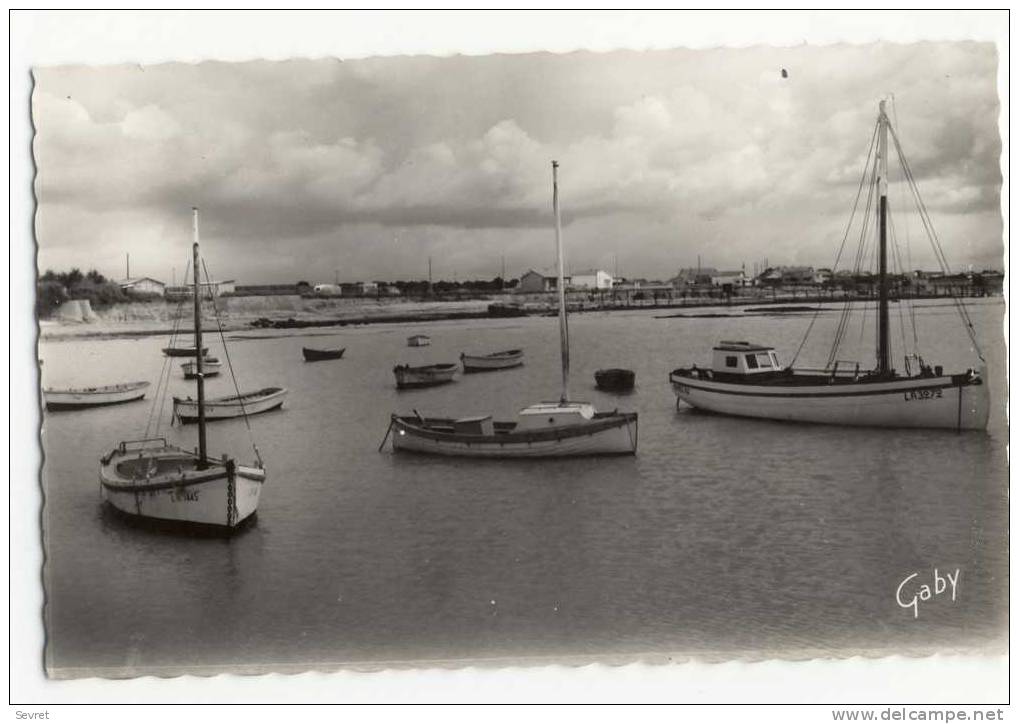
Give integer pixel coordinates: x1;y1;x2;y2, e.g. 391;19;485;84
32;42;1003;285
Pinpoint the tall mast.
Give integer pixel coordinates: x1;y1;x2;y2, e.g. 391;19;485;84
192;208;208;467
552;160;569;404
876;101;891;375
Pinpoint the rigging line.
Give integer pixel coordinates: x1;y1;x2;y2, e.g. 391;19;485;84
888;123;984;360
890;97;920;351
792;121;879;368
200;257;263;465
144;270;189;438
829;147;879;368
888;206;911;359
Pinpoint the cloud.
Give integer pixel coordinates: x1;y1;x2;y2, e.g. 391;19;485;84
32;43;1003;283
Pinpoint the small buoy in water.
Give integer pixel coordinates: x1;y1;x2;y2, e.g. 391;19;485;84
781;68;789;78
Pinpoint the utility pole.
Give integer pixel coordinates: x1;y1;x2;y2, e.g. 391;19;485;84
126;252;130;280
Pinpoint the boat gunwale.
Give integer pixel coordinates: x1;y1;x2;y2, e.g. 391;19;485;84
44;380;151;396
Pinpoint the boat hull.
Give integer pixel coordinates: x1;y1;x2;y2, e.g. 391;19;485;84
99;445;265;530
389;413;638;458
595;368;636;392
181;360;223;379
173;388;288;423
669;368;990;430
461;350;524;373
44;382;150;410
303;347;346;362
393;365;457;389
162;346;209;357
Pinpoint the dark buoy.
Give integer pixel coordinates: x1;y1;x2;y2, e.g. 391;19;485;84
781;68;789;78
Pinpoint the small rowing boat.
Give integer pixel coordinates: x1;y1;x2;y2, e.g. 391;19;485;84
303;346;346;362
162;345;209;357
393;363;458;389
181;356;222;379
407;335;431;347
173;386;288;423
460;349;524;373
595;368;636;392
44;381;150;410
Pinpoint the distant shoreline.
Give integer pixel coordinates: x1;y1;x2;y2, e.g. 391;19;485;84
37;293;1004;343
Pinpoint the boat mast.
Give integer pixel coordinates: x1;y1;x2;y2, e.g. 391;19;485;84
192;208;208;467
552;160;570;404
876;101;891;376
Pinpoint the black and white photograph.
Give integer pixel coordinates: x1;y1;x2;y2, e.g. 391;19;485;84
13;9;1009;706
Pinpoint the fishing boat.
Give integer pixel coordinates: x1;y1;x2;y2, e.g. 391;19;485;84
383;161;638;457
460;349;524;373
44;381;150;411
393;363;458;389
670;101;990;431
173;387;288;423
162;345;208;357
595;368;636;392
181;356;222;379
302;346;346;362
99;209;267;532
407;334;431;347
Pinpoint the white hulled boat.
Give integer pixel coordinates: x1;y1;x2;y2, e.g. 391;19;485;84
670;101;990;431
44;381;150;410
181;356;222;379
99;209;267;532
385;161;638;457
460;349;524;373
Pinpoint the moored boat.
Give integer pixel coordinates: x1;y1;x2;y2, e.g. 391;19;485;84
181;356;222;379
162;345;208;357
303;346;346;362
44;381;150;410
670;101;990;431
173;386;288;423
100;209;267;532
595;368;635;392
407;334;431;347
383;161;637;457
393;363;458;389
460;349;524;373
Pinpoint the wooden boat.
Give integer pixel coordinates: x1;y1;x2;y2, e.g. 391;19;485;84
595;368;636;392
162;345;208;357
460;349;524;373
100;209;267;532
384;161;637;457
670;102;989;431
407;334;431;347
44;381;150;410
174;386;288;423
393;363;458;389
181;356;222;379
303;346;346;362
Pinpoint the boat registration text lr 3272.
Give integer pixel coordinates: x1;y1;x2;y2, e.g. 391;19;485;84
904;387;944;401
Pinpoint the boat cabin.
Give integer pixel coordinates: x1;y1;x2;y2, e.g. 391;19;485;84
711;341;782;376
516;402;596;430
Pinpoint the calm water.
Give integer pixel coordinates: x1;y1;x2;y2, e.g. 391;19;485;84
40;299;1008;676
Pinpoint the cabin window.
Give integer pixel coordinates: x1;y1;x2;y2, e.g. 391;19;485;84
745;354;759;369
725;356;738;368
756;353;773;368
770;352;780;368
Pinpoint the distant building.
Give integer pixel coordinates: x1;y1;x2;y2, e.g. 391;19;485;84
117;277;165;296
165;279;235;300
669;267;719;287
518;269;571;293
313;283;341;296
709;270;747;288
569;269;613;290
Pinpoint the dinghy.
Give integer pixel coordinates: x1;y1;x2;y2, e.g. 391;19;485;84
162;345;208;357
302;346;346;362
595;368;636;392
670;101;990;431
44;381;150;411
393;363;458;389
460;349;524;373
181;356;222;379
407;335;431;347
384;161;637;457
99;209;267;532
173;387;288;423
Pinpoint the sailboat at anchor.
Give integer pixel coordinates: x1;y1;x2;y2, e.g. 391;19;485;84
669;101;990;431
382;161;638;457
99;209;267;531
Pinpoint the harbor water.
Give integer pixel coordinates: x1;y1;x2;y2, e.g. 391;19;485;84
40;299;1008;676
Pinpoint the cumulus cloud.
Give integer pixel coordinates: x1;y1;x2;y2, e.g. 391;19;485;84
32;43;1003;283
